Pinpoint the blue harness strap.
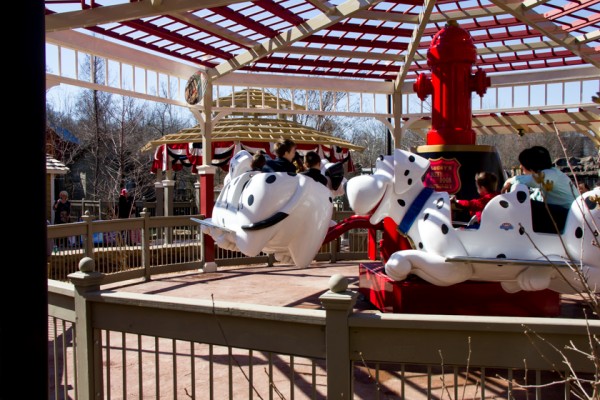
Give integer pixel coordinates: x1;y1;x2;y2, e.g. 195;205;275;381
398;187;434;235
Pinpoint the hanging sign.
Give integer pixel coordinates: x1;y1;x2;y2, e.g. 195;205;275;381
185;71;206;105
427;157;462;193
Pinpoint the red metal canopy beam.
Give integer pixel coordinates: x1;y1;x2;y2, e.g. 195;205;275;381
210;5;277;38
85;25;216;67
122;19;233;60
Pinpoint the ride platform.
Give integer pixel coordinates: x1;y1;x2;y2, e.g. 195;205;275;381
358;262;561;317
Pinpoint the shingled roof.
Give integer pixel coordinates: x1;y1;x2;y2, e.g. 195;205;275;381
46;154;69;175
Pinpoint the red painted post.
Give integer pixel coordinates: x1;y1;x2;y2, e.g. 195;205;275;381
198;170;215;266
368;228;377;260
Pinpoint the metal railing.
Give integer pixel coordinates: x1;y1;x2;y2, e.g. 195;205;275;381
48;277;599;399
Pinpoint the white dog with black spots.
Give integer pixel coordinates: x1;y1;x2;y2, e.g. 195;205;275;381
346;149;600;294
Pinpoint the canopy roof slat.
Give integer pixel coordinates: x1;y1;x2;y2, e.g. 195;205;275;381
46;1;600;82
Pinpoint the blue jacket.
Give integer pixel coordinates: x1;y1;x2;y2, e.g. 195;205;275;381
262;157;297;173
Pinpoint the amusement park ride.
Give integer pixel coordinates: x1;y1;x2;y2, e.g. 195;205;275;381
197;23;600;317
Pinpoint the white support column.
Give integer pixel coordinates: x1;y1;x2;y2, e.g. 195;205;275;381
154;170;164;216
392;91;403;149
162;169;175;217
193;181;200;214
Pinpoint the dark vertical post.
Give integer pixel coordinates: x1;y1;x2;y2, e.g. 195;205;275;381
7;2;48;399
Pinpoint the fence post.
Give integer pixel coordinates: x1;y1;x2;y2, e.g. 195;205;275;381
319;275;357;399
81;211;94;257
141;208;151;281
330;210;338;263
68;257;104;400
330;237;338;263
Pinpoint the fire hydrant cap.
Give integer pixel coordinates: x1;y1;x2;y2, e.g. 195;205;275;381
428;22;476;64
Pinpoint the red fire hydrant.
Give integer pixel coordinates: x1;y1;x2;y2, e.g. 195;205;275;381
414;20;490;145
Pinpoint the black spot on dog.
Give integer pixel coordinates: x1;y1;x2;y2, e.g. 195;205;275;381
329;197;332;203
379;155;384;161
404;169;410;176
499;200;509;208
407;178;413;185
575;227;583;239
408;155;415;162
585;197;597;210
418;242;423;249
247;194;254;206
423;213;429;221
441;224;449;234
496;254;506;258
519;226;525;235
436;198;444;209
516;191;527;203
266;175;276;184
398;199;406;207
287;172;296;176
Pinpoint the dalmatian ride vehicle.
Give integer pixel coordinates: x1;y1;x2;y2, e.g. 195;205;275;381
345;149;600;294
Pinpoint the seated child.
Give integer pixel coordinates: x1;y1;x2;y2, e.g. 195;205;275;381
501;146;576;233
251;151;267;171
262;138;297;173
301;151;328;186
451;171;499;225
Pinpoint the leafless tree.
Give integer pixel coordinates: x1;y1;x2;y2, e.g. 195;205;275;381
48;56;196;210
73;54;113;200
147;83;194;139
268;88;351;140
346;118;388;173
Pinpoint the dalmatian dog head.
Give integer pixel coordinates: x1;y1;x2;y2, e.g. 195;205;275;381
347;149;430;217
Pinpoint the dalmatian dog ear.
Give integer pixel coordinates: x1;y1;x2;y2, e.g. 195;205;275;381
393;149;430;195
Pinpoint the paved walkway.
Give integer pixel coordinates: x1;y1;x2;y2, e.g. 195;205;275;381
105;260;375;310
105;260;593;318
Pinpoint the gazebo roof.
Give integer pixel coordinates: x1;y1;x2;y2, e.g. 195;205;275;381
212;88;306;112
143;88;363;152
141;116;364;152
